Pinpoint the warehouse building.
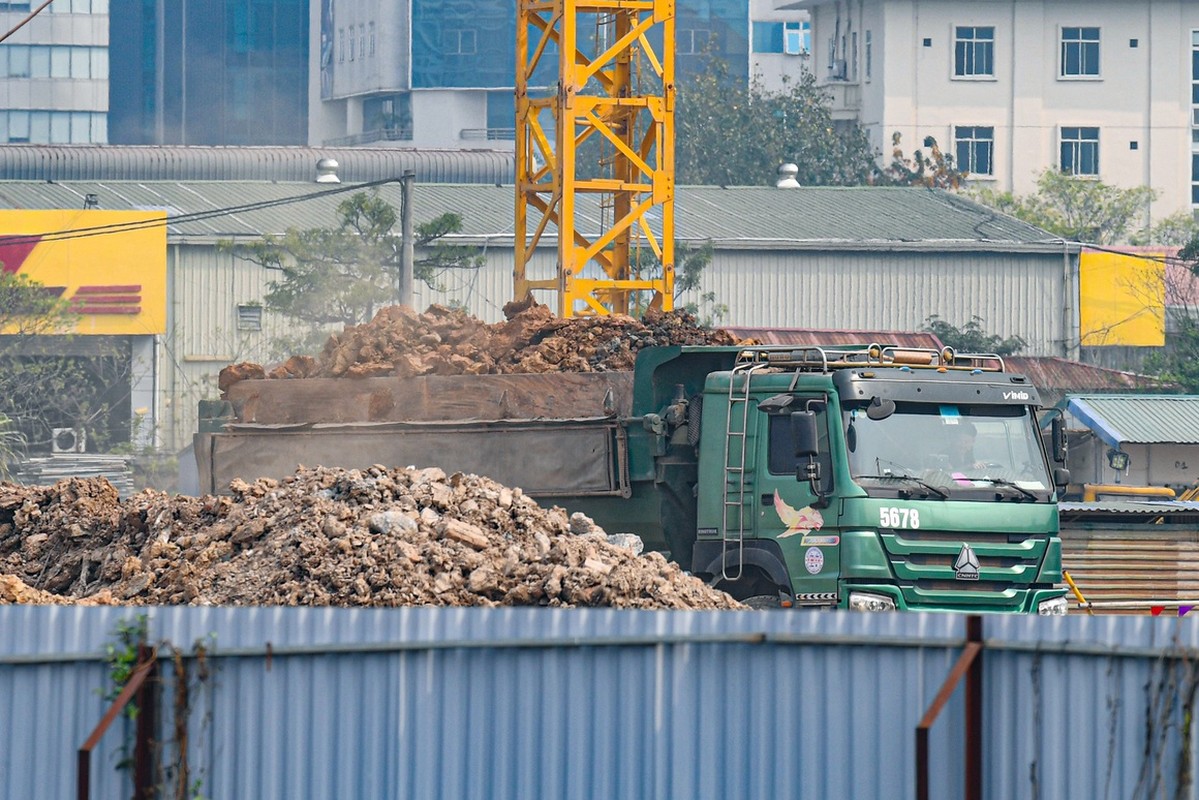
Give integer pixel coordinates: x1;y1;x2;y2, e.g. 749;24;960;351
0;162;1079;470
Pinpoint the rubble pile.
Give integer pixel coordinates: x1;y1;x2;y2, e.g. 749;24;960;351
237;301;739;385
0;467;744;609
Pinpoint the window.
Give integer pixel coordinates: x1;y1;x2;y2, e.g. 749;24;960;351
359;24;365;61
851;31;858;80
784;21;809;55
1192;153;1199;205
1060;126;1099;176
348;29;355;61
678;29;714;55
865;30;872;81
338;29;344;63
955;126;994;175
954;26;994;77
369;22;376;56
442;29;476;56
1061;26;1100;77
768;414;833;493
752;22;782;53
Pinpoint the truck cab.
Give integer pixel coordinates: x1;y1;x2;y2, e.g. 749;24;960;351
677;344;1069;614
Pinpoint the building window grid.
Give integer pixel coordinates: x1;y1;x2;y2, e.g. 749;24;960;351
1061;26;1100;77
954;26;994;77
1060;126;1100;177
954;126;994;176
0;110;105;143
0;45;108;79
1192;31;1199;205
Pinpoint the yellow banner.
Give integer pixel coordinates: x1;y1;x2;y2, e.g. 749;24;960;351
1079;249;1165;347
0;209;167;335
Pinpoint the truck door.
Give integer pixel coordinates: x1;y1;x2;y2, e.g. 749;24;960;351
755;400;839;600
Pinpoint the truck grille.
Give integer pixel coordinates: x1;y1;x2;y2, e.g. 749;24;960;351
878;528;1051;611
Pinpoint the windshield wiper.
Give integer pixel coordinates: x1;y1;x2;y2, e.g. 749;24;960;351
853;473;949;500
955;475;1039;501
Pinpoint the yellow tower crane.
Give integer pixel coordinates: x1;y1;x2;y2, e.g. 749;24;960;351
515;0;675;317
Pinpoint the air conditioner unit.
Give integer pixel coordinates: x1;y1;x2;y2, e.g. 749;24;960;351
51;427;86;454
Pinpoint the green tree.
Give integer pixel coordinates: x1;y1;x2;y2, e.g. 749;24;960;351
0;271;77;334
1131;209;1199;247
630;240;727;325
971;169;1156;244
0;272;132;459
675;58;878;186
226;190;484;355
873;133;969;189
923;315;1027;356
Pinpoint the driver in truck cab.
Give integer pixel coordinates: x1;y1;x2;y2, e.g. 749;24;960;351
945;419;985;472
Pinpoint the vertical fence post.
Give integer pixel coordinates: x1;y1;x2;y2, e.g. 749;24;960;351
916;615;985;800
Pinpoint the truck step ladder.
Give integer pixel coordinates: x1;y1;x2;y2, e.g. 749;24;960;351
721;356;770;582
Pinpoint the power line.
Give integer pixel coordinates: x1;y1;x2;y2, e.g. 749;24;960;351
0;0;54;45
0;176;403;246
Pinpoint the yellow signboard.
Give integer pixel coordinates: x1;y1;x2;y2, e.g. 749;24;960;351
0;209;167;335
1079;249;1165;347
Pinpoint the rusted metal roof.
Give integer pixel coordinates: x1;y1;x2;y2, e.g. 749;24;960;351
1005;356;1170;392
720;326;944;349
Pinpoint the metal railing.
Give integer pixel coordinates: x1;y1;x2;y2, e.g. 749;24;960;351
77;644;158;800
460;127;516;141
323;127;413;146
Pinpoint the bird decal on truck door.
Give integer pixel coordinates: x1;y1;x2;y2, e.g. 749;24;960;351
773;490;824;538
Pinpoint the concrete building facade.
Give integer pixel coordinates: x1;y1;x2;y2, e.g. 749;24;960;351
0;0;109;144
795;0;1199;221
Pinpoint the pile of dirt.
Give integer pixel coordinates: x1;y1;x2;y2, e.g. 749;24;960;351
225;301;739;387
0;467;744;610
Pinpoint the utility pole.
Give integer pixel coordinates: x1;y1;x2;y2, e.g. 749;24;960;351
399;170;415;307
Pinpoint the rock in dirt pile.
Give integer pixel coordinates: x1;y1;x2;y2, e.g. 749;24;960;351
221;301;740;389
0;467;744;609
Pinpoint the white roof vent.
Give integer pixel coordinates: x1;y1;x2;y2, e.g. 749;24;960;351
315;158;341;183
776;162;800;189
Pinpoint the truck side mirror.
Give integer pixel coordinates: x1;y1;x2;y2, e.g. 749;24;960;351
790;410;818;457
1053;467;1071;490
790;409;828;506
1051;417;1068;463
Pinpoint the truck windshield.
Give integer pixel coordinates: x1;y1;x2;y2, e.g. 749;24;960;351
843;402;1053;500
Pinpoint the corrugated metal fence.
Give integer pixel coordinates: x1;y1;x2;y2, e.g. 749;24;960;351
1;608;1197;800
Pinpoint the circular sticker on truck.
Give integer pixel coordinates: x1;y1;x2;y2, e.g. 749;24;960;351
804;546;824;574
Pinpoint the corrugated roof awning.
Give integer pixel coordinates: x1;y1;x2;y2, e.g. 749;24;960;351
1064;394;1199;446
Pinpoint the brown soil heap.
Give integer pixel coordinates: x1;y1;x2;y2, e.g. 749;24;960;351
225;301;739;387
0;466;744;609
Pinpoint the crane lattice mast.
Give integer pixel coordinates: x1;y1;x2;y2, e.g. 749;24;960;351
515;0;675;317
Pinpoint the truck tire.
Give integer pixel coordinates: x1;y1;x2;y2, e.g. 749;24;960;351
743;594;782;609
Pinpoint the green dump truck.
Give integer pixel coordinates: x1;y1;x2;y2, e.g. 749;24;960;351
196;343;1070;614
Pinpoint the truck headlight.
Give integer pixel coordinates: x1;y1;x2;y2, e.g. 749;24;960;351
1037;596;1069;616
848;591;896;612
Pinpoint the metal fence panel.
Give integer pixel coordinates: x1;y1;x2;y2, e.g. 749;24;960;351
1;608;1197;800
